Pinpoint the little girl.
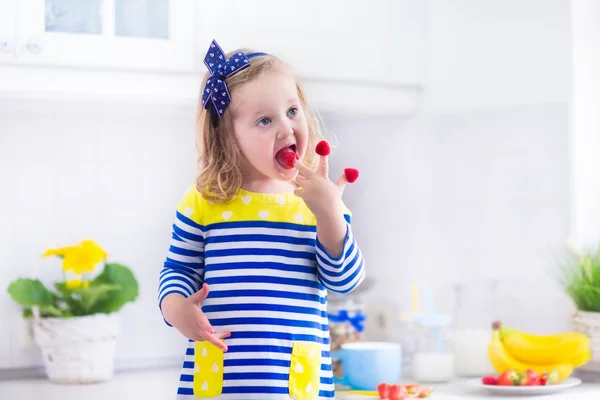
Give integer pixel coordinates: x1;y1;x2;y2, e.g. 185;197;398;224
158;40;365;400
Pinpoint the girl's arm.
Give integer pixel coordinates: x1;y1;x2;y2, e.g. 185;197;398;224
314;210;365;294
158;190;206;326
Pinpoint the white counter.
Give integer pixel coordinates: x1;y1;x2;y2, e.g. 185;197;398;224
0;368;599;399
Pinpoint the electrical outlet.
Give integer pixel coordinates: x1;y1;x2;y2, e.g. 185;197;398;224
21;318;35;349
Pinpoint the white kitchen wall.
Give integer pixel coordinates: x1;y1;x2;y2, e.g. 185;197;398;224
326;102;573;335
0;98;572;371
424;0;571;112
0;99;199;369
0;0;577;372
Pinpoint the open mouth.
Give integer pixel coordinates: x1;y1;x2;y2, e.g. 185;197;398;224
275;144;298;169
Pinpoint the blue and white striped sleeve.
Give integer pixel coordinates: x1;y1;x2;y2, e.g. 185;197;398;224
158;188;206;325
315;210;365;294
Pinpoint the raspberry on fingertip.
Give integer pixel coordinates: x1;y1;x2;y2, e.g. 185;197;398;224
315;140;331;156
344;168;359;183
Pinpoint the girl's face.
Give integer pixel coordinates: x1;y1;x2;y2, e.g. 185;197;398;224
231;70;309;184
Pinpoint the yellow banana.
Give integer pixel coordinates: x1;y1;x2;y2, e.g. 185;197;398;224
489;323;574;381
568;349;593;368
498;321;591;365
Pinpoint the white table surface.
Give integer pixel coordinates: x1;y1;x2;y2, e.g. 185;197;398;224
1;368;600;399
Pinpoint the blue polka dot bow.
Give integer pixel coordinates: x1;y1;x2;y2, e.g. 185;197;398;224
202;39;267;119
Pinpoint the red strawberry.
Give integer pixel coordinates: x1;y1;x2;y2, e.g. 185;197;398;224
540;370;559;385
344;168;359;183
315;140;331;156
497;370;519;386
416;387;433;398
482;376;497;385
405;384;419;395
388;384;407;400
521;369;540;386
377;382;390;399
280;151;297;168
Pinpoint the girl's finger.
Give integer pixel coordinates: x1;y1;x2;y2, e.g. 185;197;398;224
202;331;229;352
316;155;329;178
293;159;314;178
336;174;347;193
295;175;309;185
214;331;232;340
293;187;305;198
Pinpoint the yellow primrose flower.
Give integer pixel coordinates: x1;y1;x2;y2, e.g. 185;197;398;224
80;240;108;261
43;246;77;258
45;240;108;274
65;279;90;289
61;241;107;274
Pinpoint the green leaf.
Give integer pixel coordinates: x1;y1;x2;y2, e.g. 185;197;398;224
90;263;139;313
39;305;64;317
7;279;58;307
58;283;121;314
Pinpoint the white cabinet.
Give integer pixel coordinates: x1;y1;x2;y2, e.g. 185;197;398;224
0;0;425;114
196;0;425;87
2;0;196;71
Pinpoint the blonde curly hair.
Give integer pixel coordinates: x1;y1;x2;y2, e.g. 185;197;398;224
195;49;326;203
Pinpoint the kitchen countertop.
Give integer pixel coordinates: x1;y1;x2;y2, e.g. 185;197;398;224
1;368;600;399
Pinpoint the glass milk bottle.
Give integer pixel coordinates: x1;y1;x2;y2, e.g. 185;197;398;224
452;280;498;377
411;314;455;382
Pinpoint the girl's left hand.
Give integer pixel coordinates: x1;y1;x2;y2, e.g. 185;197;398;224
293;154;348;220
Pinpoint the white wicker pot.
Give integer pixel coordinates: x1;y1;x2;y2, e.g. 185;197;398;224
33;313;121;384
571;310;600;372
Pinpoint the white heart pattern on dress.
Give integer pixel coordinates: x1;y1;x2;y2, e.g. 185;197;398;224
212;362;219;372
294;213;304;222
294;363;304;374
241;195;251;205
202;380;208;390
201;347;208;357
306;382;313;393
183;207;193;217
194;363;200;373
258;210;269;219
222;211;233;220
276;196;286;205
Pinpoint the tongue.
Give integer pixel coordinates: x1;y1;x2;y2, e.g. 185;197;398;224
276;149;297;169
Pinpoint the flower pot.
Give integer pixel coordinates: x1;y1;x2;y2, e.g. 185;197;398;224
571;310;600;372
32;313;121;384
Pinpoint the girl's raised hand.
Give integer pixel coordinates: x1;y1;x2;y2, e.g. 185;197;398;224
292;141;358;220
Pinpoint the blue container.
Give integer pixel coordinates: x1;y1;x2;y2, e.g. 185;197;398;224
333;342;402;391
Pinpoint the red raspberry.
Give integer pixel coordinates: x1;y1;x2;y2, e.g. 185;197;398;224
344;168;359;183
315;140;330;156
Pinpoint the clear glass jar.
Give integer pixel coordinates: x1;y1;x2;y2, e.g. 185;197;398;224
452;280;498;377
411;314;455;382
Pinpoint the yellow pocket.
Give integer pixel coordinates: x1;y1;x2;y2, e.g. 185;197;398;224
193;341;224;398
289;341;321;400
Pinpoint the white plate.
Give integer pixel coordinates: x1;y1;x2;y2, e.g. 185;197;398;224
466;377;582;396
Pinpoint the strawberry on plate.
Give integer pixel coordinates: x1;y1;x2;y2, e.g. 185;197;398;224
482;375;497;385
497;370;519;386
540;370;560;386
520;369;541;386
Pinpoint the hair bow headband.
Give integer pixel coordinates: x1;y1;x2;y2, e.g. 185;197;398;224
202;39;267;119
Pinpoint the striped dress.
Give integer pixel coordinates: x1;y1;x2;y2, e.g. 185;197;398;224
158;184;365;400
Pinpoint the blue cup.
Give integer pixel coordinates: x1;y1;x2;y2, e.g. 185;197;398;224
333;342;402;390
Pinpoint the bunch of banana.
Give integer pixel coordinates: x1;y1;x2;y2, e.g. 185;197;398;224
488;321;592;381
